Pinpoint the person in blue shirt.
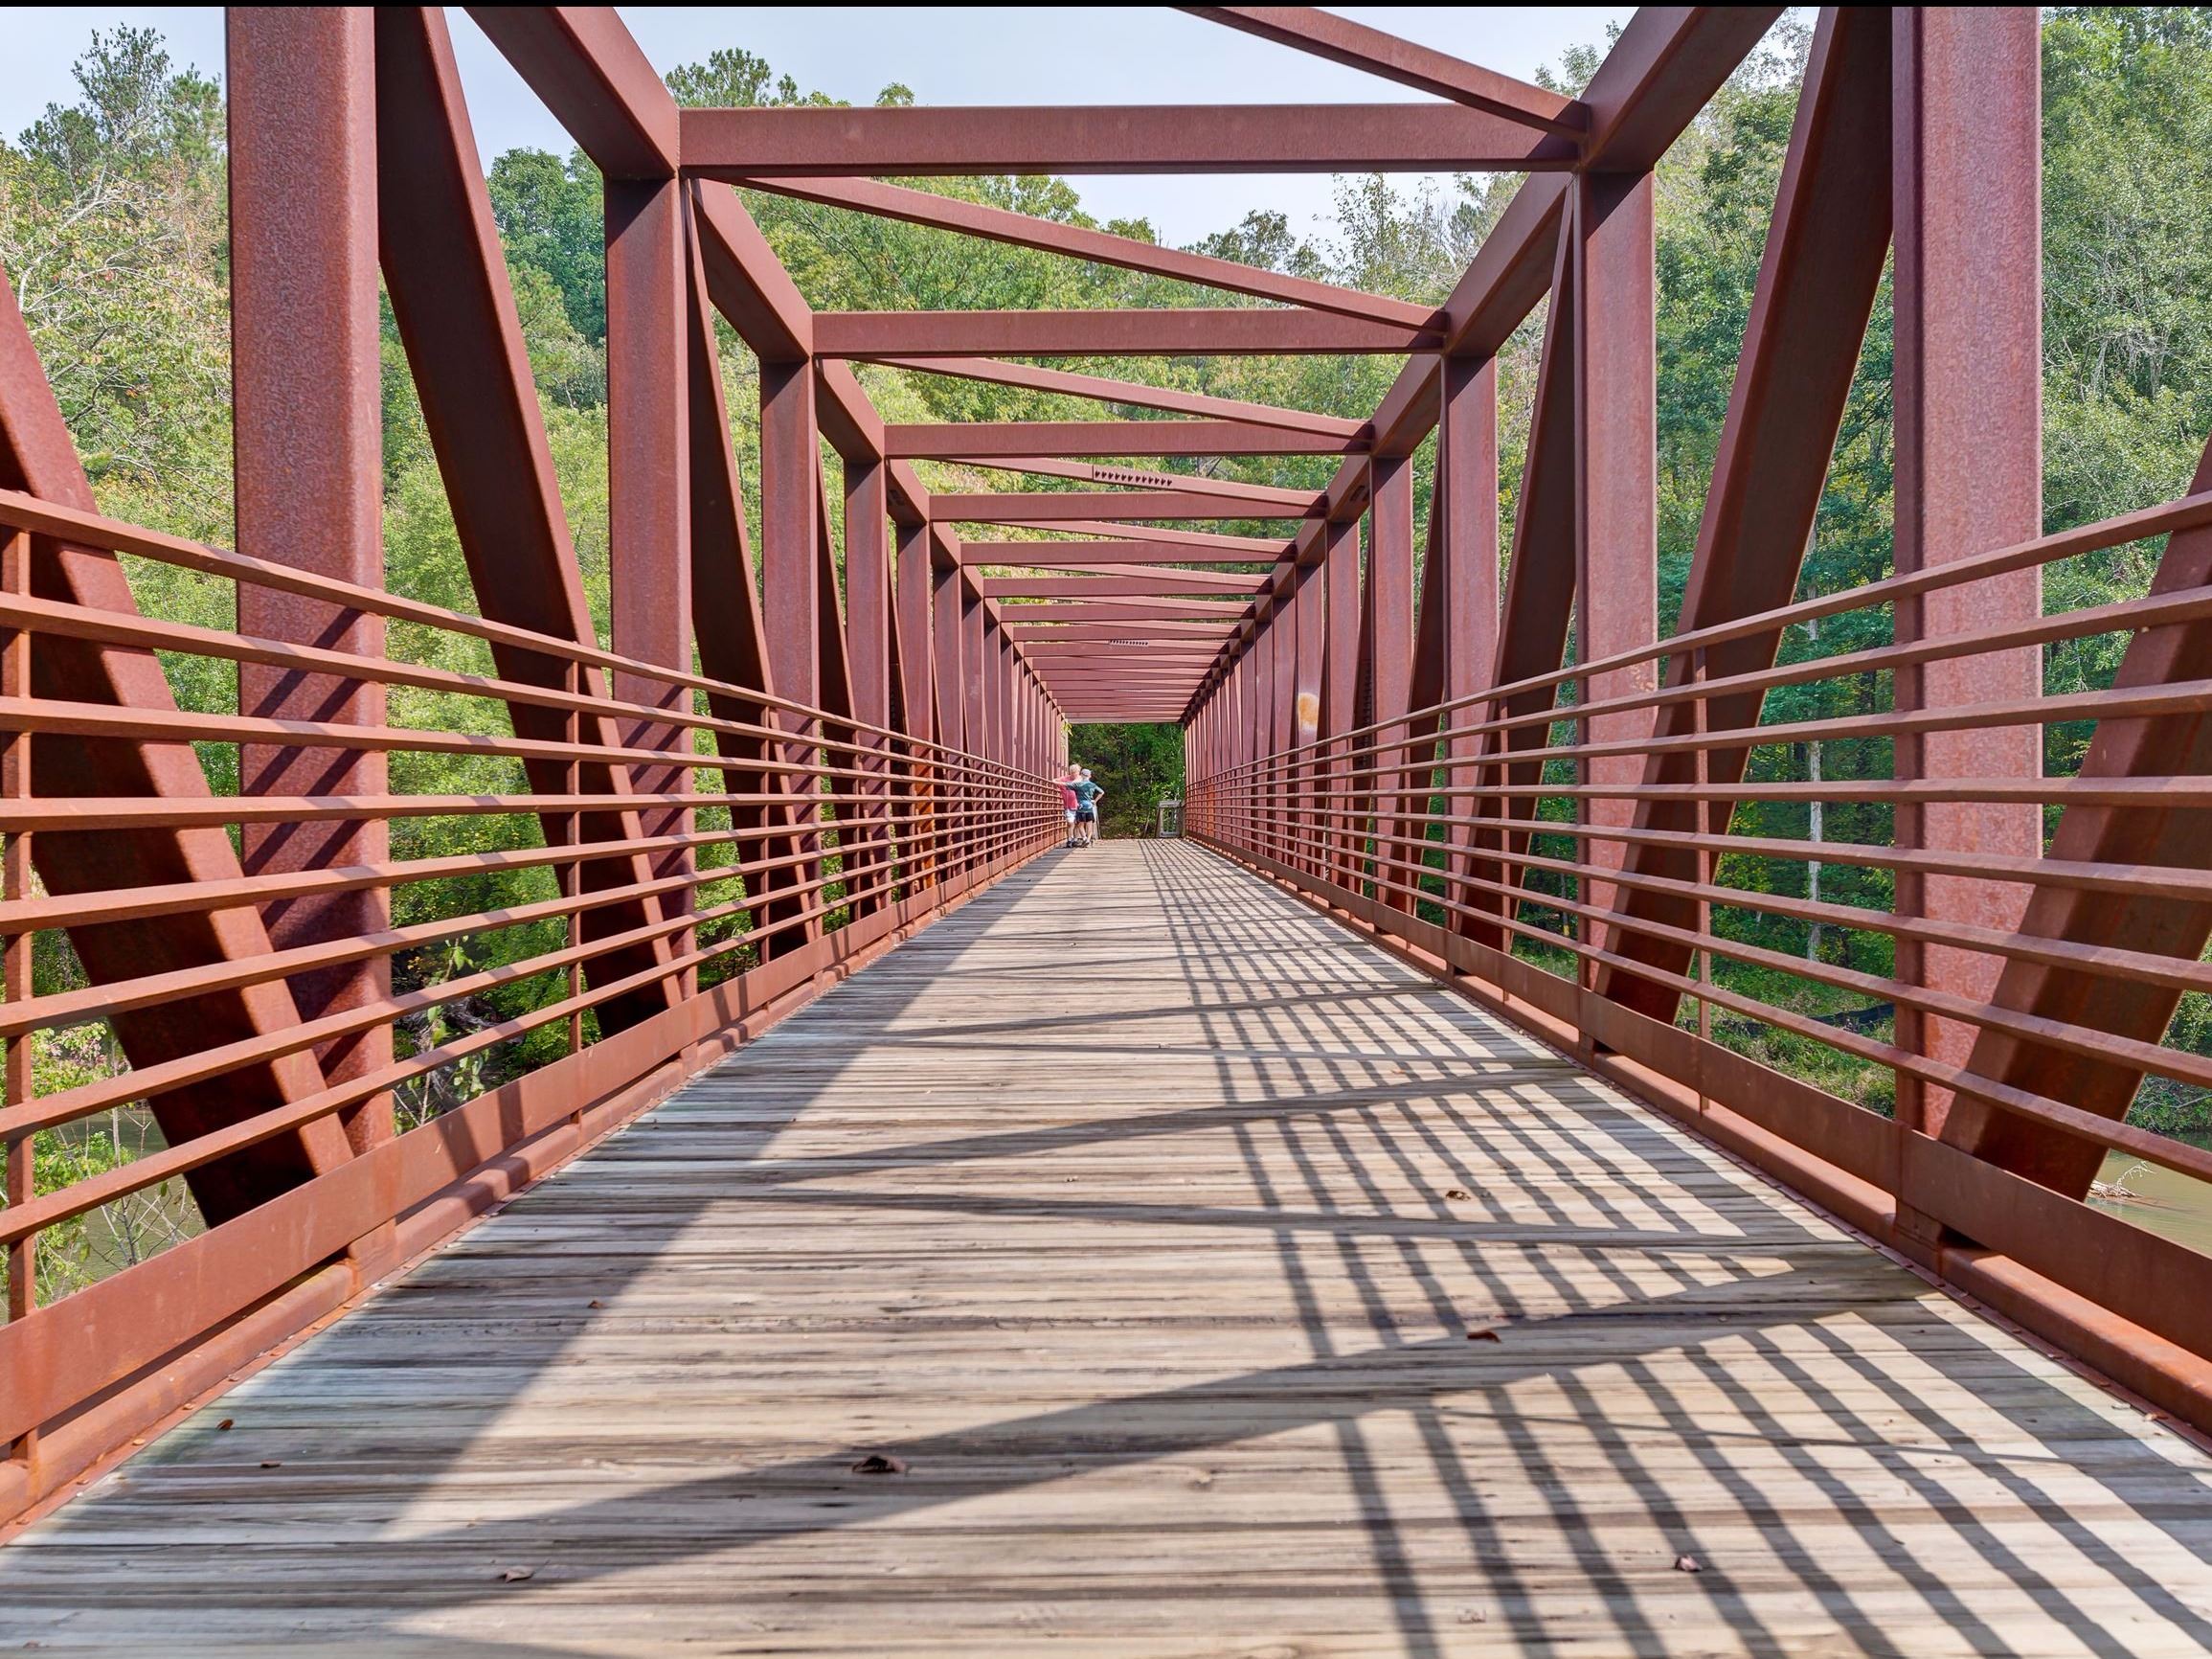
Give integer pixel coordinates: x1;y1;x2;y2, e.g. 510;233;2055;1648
1070;768;1105;847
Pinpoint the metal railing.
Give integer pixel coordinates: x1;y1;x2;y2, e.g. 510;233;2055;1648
1188;488;2212;1433
0;486;1059;1516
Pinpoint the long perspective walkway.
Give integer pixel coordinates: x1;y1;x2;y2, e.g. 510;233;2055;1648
9;843;2212;1654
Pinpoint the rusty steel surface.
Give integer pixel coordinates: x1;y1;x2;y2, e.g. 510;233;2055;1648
679;101;1578;176
1889;7;2045;1150
7;0;2212;1552
229;9;393;1162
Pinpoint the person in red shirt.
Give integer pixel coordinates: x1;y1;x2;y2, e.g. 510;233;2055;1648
1056;768;1081;848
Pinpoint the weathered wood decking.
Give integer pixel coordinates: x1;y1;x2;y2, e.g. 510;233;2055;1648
9;841;2212;1654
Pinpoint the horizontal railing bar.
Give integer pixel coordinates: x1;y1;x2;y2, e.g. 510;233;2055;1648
1242;802;2212;1000
0;783;1055;833
0;487;1040;777
1218;485;2212;748
1201;663;2212;782
0;804;1057;1145
0;591;976;776
0;800;1039;1009
0;819;1062;1243
1198;826;2212;1191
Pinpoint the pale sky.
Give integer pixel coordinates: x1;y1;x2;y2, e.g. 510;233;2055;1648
5;7;1631;246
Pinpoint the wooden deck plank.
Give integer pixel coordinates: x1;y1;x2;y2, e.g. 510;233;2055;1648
7;841;2212;1655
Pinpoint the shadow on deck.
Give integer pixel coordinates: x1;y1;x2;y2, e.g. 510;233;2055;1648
7;842;2212;1655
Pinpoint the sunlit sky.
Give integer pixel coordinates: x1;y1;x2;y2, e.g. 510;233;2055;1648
6;7;1632;247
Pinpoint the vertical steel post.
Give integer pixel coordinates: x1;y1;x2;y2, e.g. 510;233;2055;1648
1441;356;1501;927
1292;558;1324;876
1890;6;2043;1142
607;169;694;989
895;520;934;889
1368;456;1416;906
933;554;965;752
760;359;824;940
1321;514;1362;886
963;584;989;767
845;454;892;915
1574;170;1659;949
229;8;391;1153
3;526;33;1456
898;523;934;740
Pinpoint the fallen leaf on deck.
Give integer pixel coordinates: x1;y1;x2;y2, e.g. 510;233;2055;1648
499;1566;536;1583
259;1460;282;1469
215;1419;234;1431
1466;1329;1501;1343
850;1453;908;1475
1444;1188;1471;1200
1674;1554;1702;1573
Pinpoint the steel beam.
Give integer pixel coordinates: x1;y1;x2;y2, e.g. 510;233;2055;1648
465;5;677;178
607;170;694;979
1366;455;1417;907
936;491;1310;525
1575;169;1658;937
817;308;1439;359
932;547;966;753
692;181;811;364
980;575;1270;598
845;454;892;916
739;174;1433;326
1888;8;2043;1150
230;8;391;1157
679;102;1575;176
887;421;1355;460
1320;514;1363;887
867;356;1363;437
1004;599;1248;622
1438;355;1501;924
951;459;1317;509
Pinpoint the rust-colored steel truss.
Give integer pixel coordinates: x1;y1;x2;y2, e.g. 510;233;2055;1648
4;4;2211;1531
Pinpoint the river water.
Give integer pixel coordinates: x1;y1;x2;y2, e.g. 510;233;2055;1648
2088;1142;2212;1257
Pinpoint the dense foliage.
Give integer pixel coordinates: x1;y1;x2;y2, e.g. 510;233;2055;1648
1068;724;1185;839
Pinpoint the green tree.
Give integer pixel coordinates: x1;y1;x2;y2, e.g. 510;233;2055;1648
1070;724;1185;839
487;147;608;347
0;27;230;537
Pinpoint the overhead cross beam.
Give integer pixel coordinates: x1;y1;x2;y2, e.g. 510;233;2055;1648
736;174;1434;327
869;356;1365;438
815;308;1441;358
886;421;1359;459
681;103;1579;177
937;490;1317;525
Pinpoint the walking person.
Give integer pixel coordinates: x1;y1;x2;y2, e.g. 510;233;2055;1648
1056;767;1081;848
1071;767;1105;847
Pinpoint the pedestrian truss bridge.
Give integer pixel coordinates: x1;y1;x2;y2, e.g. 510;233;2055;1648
6;7;2212;1654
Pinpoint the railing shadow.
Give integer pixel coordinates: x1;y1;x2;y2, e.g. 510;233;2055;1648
5;842;2211;1655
